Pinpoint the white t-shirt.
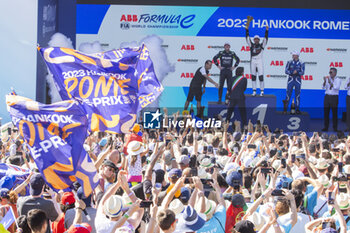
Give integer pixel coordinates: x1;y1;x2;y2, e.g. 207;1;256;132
313;195;328;218
279;212;313;233
95;208;134;233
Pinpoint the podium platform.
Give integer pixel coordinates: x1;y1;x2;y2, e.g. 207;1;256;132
208;95;310;132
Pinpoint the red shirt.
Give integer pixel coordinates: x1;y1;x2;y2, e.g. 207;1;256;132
51;213;65;233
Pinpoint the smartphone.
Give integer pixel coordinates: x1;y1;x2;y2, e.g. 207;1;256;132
281;158;286;168
184;177;193;184
333;148;340;152
291;154;296;163
338;162;343;172
7;128;12;136
296;154;306;160
200;178;213;184
322;222;331;230
190;168;198;177
165;139;171;146
203;146;208;153
328;192;334;204
248;144;257;150
140;201;153;208
208;146;213;153
261;168;272;174
271;189;284;196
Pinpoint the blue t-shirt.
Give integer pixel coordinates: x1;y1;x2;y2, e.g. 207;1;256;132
305;188;318;215
323;212;350;231
197;205;226;233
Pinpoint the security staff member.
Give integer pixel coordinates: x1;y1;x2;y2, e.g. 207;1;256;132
184;60;219;116
344;77;350;131
245;15;269;96
283;51;305;114
322;67;341;132
226;67;247;127
213;42;240;104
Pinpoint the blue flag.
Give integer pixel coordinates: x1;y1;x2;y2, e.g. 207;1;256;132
39;45;163;133
6;95;98;197
0;207;16;230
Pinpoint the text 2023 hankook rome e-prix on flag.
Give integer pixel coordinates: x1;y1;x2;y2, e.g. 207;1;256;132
39;45;163;134
6;95;99;197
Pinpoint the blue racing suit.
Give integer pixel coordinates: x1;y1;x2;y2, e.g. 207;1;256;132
285;59;305;110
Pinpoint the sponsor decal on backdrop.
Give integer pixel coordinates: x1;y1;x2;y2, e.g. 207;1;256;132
301;75;313;80
304;61;317;66
266;75;287;78
119;13;196;29
300;47;314;53
327;48;347;52
267;47;288;51
330;62;343;67
177;59;198;63
270;61;284;66
181;72;194;78
181;45;195;50
208;45;224;49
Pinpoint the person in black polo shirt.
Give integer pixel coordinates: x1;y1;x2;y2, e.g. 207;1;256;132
213;43;240;104
184;60;219;115
226;67;247;127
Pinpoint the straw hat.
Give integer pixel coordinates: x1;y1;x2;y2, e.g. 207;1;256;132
336;193;350;210
104;195;124;218
127;141;145;155
247;212;267;231
169;199;185;215
194;197;217;218
315;158;329;170
318;174;331;189
200;158;214;168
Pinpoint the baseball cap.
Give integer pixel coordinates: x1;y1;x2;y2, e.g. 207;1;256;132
234;220;255;233
0;188;9;199
178;155;190;165
226;171;243;187
253;35;260;40
29;173;45;196
61;192;75;205
168;168;182;179
232;132;242;142
99;137;108;147
231;194;246;209
224;42;230;46
179;187;191;203
0;175;15;190
103;160;118;171
68;223;92;233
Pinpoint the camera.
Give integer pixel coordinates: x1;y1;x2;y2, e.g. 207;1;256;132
271;189;284;196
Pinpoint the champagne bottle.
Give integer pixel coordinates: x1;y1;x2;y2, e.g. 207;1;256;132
291;99;296;115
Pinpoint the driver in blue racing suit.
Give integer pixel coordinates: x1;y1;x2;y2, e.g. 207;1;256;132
283;51;305;114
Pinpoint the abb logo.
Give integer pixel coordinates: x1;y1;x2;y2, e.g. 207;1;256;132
330;62;343;67
120;15;138;22
300;47;314;53
181;73;194;78
270;61;284;66
241;46;250;52
181;45;195;50
301;75;313;80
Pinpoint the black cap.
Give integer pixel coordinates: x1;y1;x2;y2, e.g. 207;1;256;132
235;220;255;233
103;160;118;171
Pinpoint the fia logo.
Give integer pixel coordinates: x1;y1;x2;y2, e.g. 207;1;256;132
143;109;162;129
120;22;130;30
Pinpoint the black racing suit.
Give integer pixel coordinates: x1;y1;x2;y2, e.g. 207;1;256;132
213;50;240;102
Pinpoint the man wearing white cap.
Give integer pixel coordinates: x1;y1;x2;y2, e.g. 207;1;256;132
283;50;305;114
213;42;240;104
245;15;269;97
322;67;341;132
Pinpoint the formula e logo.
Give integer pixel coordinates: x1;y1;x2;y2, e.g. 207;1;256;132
244;74;252;79
300;47;314;53
120;15;138;22
330;62;343;67
241;46;250;52
301;75;313;80
270;61;284;66
181;73;194;78
120;22;130;30
181;45;195;50
143;109;162;129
